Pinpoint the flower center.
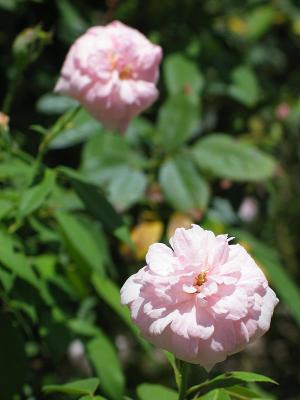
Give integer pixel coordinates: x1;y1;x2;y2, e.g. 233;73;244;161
107;53;133;80
119;64;132;80
194;271;207;288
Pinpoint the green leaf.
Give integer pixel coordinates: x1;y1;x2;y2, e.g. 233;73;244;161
232;229;300;327
0;230;39;288
0;199;13;220
0;313;27;400
199;388;231;400
164;53;204;102
157;95;199;152
68;319;100;337
55;211;105;276
187;371;277;397
10;299;38;322
228;66;261;107
137;384;178;400
246;5;275;40
18;169;56;219
49;108;102;149
159;154;209;212
126;117;155;144
0;268;14;292
107;166;147;210
192;134;276;181
220;372;277;385
81;132;134;183
60;167;133;247
29;217;61;243
32;254;56;279
36;92;79;115
164;351;181;389
81;133;147;209
225;385;263;399
0;0;18;11
43;377;100;396
87;334;125;400
0;158;32;187
56;0;88;43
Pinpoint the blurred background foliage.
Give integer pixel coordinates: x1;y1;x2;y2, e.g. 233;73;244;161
1;0;300;399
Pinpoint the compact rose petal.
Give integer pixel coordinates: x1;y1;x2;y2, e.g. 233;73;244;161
55;21;162;132
121;225;279;371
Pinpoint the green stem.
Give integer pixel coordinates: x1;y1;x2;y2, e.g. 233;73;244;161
37;105;81;163
178;360;190;400
2;68;24;114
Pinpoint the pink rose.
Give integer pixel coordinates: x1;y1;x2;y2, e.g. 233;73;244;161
121;225;278;370
55;21;162;132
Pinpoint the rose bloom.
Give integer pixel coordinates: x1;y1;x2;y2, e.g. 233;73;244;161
121;225;278;370
55;21;162;132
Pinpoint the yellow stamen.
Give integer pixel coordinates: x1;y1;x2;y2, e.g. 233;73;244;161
119;64;132;80
195;271;207;287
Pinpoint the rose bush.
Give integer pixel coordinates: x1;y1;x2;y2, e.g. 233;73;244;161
1;1;300;399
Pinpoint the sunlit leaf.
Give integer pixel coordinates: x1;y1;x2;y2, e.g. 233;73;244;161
159;154;209;212
36;92;78;115
228;66;261;107
43;378;100;396
107;166;147;211
246;5;275;40
187;371;277;397
192;134;276;181
198;388;230;400
137;384;177;400
81;133;146;209
164;53;204;103
157;95;199;151
0;230;39;288
49;108;101;149
0;199;13;220
18;169;56;219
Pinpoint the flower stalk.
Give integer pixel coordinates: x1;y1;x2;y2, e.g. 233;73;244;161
177;360;190;400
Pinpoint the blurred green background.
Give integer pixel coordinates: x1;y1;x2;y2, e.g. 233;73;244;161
1;0;300;399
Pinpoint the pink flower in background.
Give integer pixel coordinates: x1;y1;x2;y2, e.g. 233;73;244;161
238;197;258;222
55;21;162;132
275;103;290;120
121;225;278;370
